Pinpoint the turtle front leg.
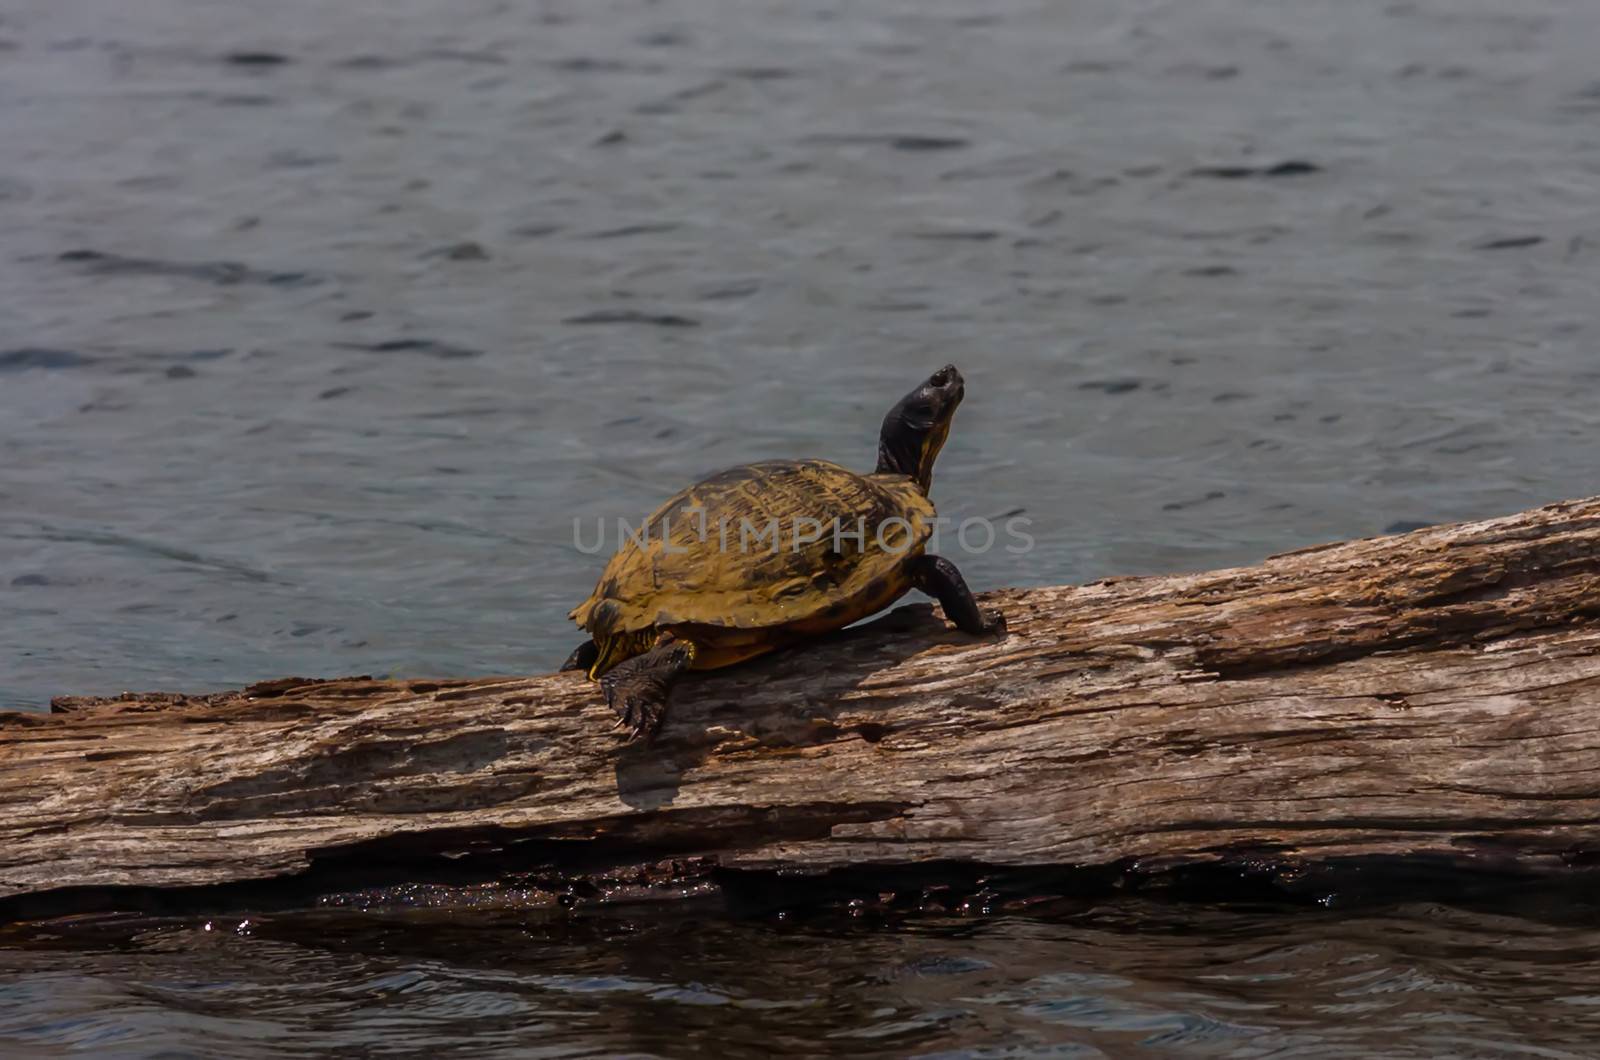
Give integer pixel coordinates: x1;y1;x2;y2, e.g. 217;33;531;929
910;554;1007;636
560;639;599;674
599;637;696;742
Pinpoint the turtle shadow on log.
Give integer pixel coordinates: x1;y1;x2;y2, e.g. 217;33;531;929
611;601;989;809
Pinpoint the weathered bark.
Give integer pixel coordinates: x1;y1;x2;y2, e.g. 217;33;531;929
4;496;1600;921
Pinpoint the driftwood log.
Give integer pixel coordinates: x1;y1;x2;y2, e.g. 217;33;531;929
4;496;1600;922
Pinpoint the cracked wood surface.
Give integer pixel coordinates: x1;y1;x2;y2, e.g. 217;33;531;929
4;495;1600;910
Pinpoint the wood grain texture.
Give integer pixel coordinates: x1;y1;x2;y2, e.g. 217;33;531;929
5;496;1600;916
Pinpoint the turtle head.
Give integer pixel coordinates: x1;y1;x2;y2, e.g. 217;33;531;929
876;364;964;494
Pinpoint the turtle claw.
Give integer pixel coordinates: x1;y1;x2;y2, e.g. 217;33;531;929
625;713;661;744
910;554;1006;638
605;685;664;743
598;641;690;744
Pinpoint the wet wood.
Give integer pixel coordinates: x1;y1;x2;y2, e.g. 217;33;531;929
5;495;1600;919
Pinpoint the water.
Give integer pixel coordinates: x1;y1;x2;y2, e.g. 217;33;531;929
7;900;1600;1058
3;0;1599;1053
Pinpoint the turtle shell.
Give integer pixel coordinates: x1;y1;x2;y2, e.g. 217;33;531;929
570;459;934;640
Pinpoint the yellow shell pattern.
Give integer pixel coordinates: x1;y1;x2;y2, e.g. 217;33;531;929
570;459;935;674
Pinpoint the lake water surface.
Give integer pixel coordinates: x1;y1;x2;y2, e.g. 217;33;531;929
3;0;1600;1054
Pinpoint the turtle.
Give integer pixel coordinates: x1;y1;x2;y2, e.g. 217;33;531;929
562;364;1005;740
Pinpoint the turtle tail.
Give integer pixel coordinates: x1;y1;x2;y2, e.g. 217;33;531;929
588;628;659;680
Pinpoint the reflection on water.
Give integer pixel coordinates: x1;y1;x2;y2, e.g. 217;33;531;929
7;899;1600;1058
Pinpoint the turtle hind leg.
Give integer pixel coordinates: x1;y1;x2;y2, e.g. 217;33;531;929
910;554;1006;636
561;639;599;673
600;637;696;742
